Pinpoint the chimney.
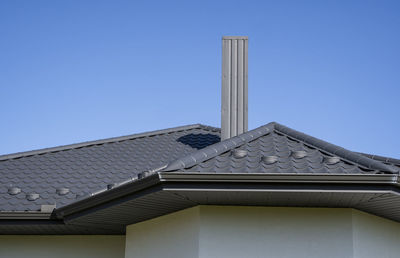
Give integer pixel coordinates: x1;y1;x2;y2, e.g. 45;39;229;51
221;36;248;140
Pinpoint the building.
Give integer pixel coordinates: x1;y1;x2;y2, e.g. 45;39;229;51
1;37;400;258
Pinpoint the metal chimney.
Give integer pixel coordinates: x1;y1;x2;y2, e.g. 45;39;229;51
221;36;248;140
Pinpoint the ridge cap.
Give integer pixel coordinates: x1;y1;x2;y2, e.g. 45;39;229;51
0;123;208;162
357;152;400;166
273;122;399;174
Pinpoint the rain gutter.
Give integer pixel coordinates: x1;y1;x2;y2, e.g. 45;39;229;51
0;212;52;220
158;172;398;185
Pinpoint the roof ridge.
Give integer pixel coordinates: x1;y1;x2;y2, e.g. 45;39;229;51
162;123;273;172
357;152;400;166
196;124;221;132
0;124;213;162
273;122;399;174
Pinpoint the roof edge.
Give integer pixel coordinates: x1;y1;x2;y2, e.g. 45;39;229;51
0;211;52;220
54;173;161;218
159;172;398;184
59;172;398;226
273;122;399;174
34;172;399;232
0;123;218;161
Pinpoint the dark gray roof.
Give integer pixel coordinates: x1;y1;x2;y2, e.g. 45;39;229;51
358;152;400;168
2;121;400;235
162;122;399;174
0;124;220;211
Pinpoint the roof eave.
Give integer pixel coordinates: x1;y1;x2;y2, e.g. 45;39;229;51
56;172;400;219
54;173;161;218
5;172;400;234
158;172;399;185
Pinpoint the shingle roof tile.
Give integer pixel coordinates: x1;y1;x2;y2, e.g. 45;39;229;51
162;122;399;175
1;122;398;213
0;124;220;211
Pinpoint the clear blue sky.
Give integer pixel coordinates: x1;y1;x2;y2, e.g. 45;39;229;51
0;1;399;158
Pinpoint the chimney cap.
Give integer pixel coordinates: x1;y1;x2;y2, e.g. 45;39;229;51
222;36;248;40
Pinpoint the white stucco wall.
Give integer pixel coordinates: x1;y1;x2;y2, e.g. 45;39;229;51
352;210;400;258
125;207;199;258
0;235;125;258
199;206;353;258
3;207;399;258
125;206;400;258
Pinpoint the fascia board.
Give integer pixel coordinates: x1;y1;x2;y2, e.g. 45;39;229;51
55;174;161;218
0;212;52;220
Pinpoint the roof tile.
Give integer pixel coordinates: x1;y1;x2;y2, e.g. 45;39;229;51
0;124;220;211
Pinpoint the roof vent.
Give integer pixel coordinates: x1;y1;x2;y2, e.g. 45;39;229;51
232;149;247;159
291;150;307;159
261;155;278;164
26;193;39;201
323;156;341;165
8;187;21;195
56;188;69;196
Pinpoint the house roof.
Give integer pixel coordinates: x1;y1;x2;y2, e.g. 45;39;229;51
162;122;398;174
1;122;400;235
0;124;220;211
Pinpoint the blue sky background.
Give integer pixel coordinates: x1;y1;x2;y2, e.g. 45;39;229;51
0;0;399;158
